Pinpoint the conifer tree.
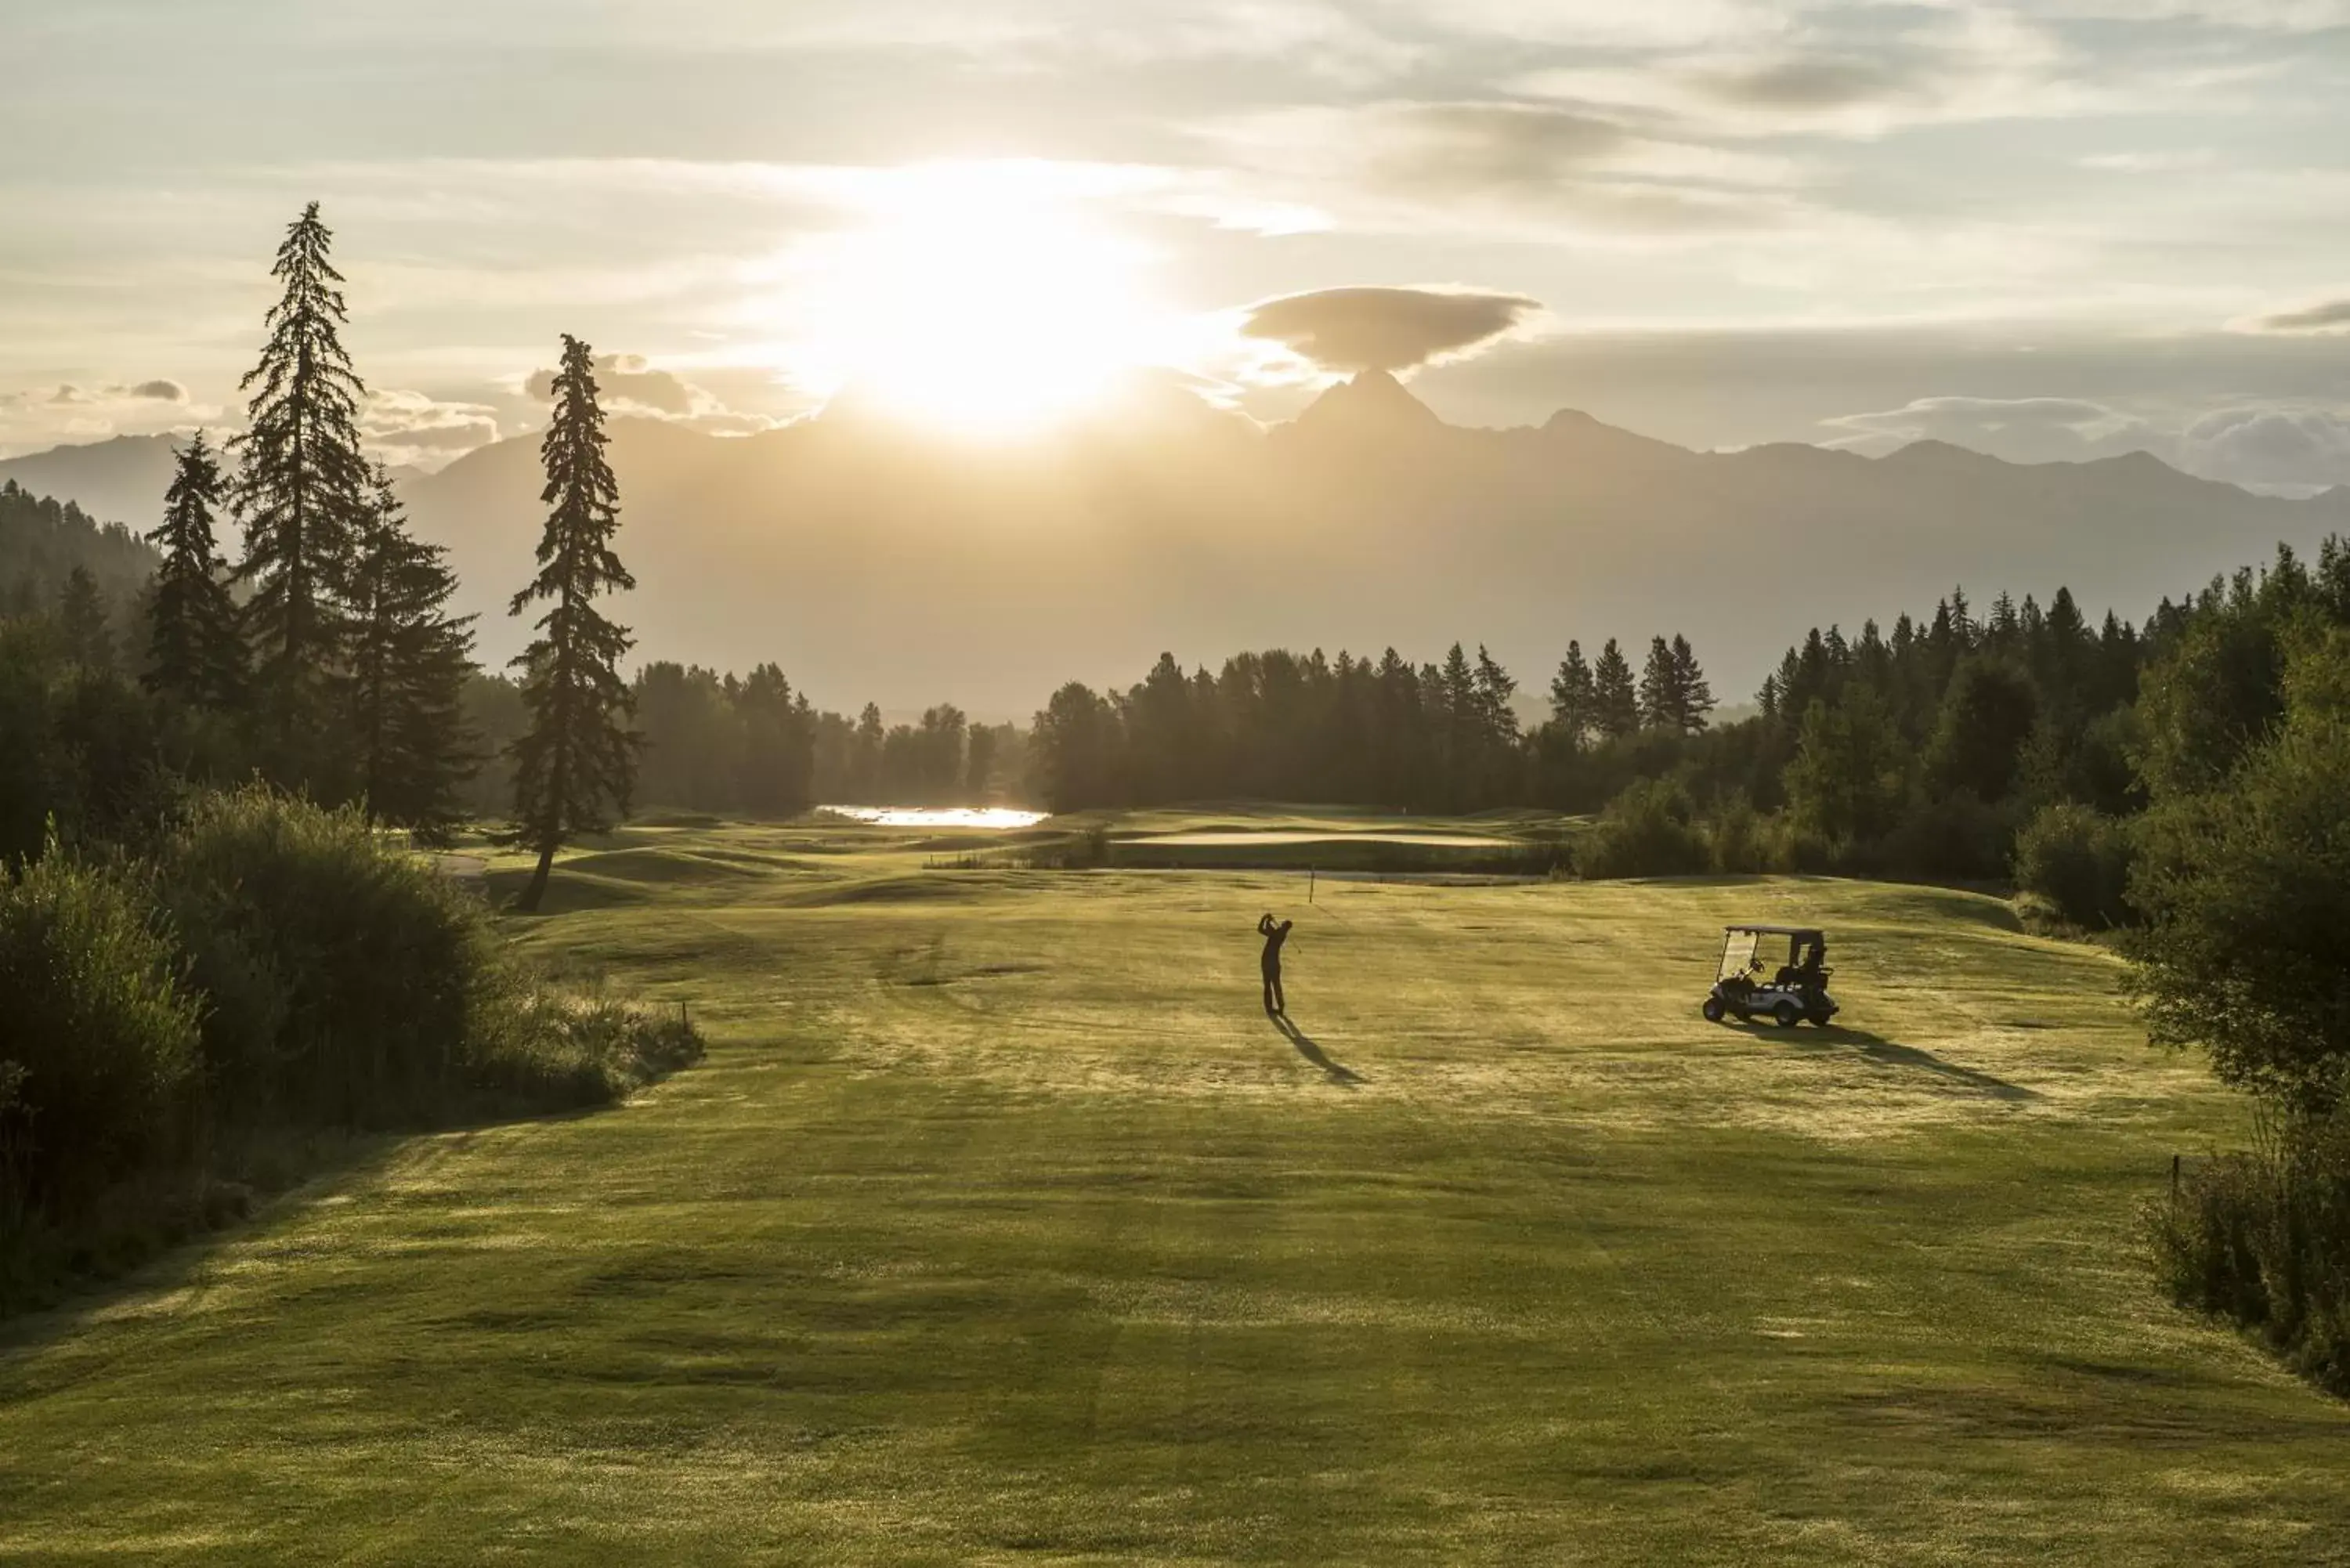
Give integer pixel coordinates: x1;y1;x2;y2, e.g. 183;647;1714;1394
230;201;371;753
57;565;114;670
1593;638;1640;739
345;466;479;837
1669;634;1715;733
508;334;638;912
143;431;244;706
1549;639;1596;748
1473;645;1519;745
1638;635;1679;730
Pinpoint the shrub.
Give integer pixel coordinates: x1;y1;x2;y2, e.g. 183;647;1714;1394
2014;802;2135;929
2152;1108;2350;1396
153;786;495;1125
0;844;201;1219
2128;685;2350;1112
152;785;706;1127
1578;779;1712;879
1708;796;1766;874
466;981;706;1110
1879;789;2016;883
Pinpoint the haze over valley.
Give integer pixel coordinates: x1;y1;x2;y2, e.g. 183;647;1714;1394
10;376;2345;712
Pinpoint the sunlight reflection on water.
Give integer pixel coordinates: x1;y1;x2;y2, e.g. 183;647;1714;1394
822;805;1047;829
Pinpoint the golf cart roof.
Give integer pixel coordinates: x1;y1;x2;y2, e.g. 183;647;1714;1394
1723;924;1824;939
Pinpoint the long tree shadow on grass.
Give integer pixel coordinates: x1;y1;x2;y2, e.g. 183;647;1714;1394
1726;1022;2041;1102
1271;1013;1365;1088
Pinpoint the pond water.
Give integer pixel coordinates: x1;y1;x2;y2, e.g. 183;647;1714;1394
822;805;1048;829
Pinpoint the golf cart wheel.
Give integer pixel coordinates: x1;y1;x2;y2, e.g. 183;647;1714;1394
1702;996;1726;1023
1772;999;1802;1028
1806;1005;1835;1028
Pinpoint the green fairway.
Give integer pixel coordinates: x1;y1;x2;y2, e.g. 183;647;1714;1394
3;817;2347;1564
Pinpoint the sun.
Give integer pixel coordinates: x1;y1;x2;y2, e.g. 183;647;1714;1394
794;163;1170;438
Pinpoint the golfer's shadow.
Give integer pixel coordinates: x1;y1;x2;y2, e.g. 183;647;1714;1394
1271;1012;1364;1088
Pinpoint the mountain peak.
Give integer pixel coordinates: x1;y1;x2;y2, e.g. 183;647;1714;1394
1289;370;1444;438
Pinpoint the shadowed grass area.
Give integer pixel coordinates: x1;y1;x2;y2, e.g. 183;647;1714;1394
2;815;2347;1564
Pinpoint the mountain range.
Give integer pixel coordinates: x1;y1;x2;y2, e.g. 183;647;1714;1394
7;374;2345;716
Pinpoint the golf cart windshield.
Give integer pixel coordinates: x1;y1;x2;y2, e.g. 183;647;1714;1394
1716;930;1765;983
1716;925;1825;983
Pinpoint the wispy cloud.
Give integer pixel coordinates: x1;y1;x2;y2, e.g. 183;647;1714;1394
522;352;776;436
1822;392;2350;493
2252;296;2350;334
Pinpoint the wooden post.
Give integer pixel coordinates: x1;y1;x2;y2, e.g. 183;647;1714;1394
2171;1152;2181;1195
1309;866;1316;905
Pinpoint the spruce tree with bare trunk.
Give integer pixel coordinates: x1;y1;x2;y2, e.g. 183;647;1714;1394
230;201;371;773
507;335;637;912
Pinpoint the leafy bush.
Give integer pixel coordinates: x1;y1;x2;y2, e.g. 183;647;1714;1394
153;785;704;1125
2014;802;2135;929
2129;637;2350;1113
0;845;201;1219
1578;779;1712;879
2;787;706;1306
2152;1108;2350;1396
467;983;706;1110
1879;789;2016;883
154;786;497;1125
1708;795;1766;874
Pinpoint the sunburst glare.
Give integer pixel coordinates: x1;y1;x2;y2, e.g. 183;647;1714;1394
790;162;1174;438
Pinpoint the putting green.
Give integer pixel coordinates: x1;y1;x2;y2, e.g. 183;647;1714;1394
2;818;2345;1565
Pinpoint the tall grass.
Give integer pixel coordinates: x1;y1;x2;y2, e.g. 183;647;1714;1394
2152;1108;2350;1395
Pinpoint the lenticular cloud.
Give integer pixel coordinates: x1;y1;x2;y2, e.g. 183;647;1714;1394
1241;286;1541;374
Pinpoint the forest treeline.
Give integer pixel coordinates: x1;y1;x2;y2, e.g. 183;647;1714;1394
1021;587;2151;882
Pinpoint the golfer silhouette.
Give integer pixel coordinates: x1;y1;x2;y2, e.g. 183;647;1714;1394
1257;912;1293;1015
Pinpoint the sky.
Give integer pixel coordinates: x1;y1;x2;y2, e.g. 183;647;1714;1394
4;0;2349;488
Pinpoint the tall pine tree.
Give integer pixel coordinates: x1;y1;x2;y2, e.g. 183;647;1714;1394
144;431;245;706
508;334;638;912
1638;635;1680;731
230;201;371;762
345;466;479;838
1669;634;1714;733
1549;640;1596;749
1593;638;1640;739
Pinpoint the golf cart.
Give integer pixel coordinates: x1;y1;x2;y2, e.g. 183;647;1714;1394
1703;925;1838;1028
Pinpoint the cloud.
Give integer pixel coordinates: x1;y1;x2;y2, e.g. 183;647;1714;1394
1198;100;1810;241
2077;149;2219;172
2176;406;2350;490
1512;8;2099;139
1823;396;2159;464
2255;298;2350;334
0;381;221;460
1822;392;2350;493
523;352;778;435
359;389;500;471
1242;286;1542;374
